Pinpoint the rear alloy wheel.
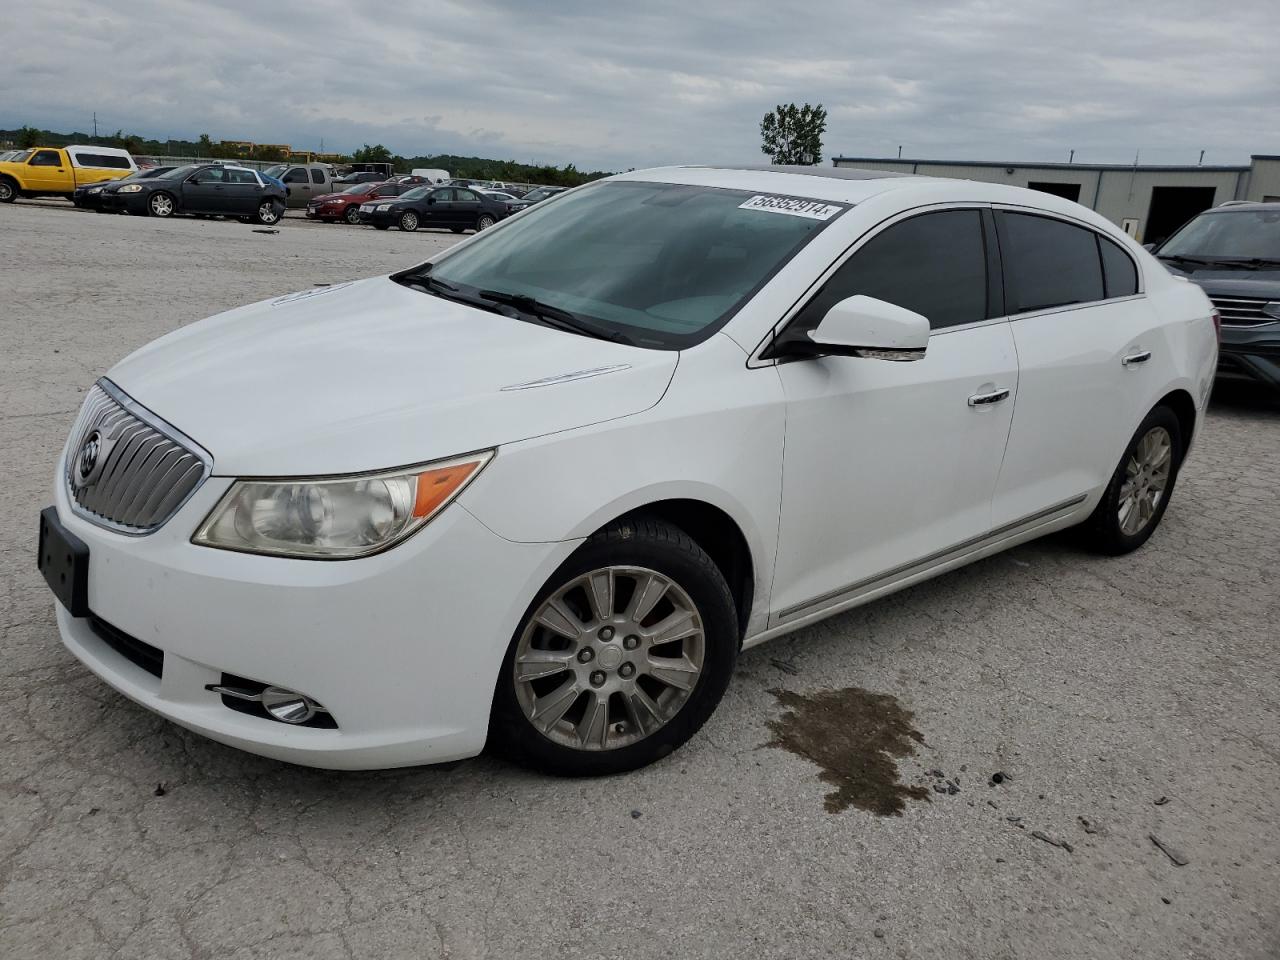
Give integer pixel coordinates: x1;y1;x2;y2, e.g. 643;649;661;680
1081;405;1183;555
344;205;362;225
476;213;496;231
147;192;175;217
254;201;281;225
492;517;738;776
398;211;419;232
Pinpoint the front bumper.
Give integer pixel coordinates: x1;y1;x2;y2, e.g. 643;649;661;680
49;460;574;769
359;208;399;226
98;192;148;214
1218;323;1280;389
305;204;346;220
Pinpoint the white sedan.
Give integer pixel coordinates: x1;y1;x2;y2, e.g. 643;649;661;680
39;165;1218;775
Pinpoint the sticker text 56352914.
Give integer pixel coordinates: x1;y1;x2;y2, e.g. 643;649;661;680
739;195;844;221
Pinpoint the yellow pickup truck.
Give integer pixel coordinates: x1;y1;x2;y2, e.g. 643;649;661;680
0;145;138;203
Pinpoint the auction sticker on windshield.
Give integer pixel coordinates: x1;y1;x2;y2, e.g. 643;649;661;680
739;195;844;220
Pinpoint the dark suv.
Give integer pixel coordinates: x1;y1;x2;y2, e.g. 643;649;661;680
1152;202;1280;391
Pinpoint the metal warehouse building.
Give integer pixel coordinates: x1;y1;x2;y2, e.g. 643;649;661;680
831;153;1280;246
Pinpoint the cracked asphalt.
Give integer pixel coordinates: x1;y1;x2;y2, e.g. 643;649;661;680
2;200;1278;959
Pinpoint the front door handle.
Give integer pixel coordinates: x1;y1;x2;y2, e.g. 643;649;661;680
968;388;1011;407
1122;350;1152;366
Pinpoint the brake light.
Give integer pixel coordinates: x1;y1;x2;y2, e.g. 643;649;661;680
1211;309;1221;339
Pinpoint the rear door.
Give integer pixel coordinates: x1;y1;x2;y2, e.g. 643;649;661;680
222;168;262;215
769;207;1020;625
453;188;485;228
990;209;1161;526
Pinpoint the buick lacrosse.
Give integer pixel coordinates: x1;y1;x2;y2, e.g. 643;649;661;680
39;165;1218;775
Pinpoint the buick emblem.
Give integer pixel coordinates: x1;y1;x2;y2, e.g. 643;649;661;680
73;431;106;489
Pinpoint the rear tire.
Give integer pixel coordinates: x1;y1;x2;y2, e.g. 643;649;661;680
490;517;738;777
254;200;282;225
475;213;496;231
1080;405;1183;555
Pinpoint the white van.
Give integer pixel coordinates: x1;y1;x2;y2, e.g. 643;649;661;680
411;168;450;184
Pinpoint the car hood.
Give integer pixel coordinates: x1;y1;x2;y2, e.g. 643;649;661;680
1161;262;1280;297
312;191;361;203
106;277;677;476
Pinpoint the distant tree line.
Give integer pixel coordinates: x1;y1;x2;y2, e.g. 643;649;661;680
1;127;613;186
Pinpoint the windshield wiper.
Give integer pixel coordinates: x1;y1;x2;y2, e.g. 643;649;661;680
1158;254;1219;267
401;273;507;314
476;290;634;345
1215;257;1280;269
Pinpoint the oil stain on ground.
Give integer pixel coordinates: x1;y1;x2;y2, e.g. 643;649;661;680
766;687;930;816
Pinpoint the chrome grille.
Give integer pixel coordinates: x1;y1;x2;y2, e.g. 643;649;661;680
64;381;211;534
1209;296;1276;327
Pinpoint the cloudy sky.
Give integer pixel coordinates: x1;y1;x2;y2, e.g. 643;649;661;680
4;0;1277;170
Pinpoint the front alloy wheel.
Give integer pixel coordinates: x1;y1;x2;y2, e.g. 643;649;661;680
514;567;706;752
399;211;419;232
493;517;738;776
148;193;175;217
345;205;361;225
255;201;280;225
0;180;16;202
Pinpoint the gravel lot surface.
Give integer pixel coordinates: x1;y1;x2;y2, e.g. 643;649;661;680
2;200;1278;959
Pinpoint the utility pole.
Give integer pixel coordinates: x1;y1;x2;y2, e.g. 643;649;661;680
897;144;902;158
92;112;98;139
1069;149;1074;164
1198;149;1205;166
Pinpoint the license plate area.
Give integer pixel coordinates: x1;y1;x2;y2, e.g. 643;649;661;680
38;506;90;617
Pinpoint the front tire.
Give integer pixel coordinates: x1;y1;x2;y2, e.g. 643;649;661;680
491;517;738;776
345;206;362;225
0;178;16;203
147;192;176;217
1081;406;1183;555
398;211;419;232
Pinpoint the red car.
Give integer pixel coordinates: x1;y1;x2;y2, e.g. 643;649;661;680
305;181;415;224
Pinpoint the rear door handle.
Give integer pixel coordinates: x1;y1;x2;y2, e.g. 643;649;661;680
968;388;1011;407
1122;350;1152;366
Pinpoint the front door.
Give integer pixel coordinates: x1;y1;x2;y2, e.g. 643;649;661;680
422;187;457;228
25;149;66;192
182;167;227;213
282;166;311;207
769;208;1019;626
990;209;1164;527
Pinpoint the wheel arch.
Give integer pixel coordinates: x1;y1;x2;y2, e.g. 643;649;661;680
1155;388;1196;461
587;497;756;641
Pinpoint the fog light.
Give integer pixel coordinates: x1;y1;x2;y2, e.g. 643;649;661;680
261;687;324;724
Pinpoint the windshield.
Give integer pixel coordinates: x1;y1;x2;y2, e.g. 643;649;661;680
525;187;559;201
10;150;33;163
157;164;202;180
263;164;286;179
400;186;432;201
1159;209;1280;260
419;180;842;349
342;183;374;194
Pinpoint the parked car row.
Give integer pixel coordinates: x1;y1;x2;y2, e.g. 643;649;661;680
0;145;137;203
304;180;569;233
93;163;287;224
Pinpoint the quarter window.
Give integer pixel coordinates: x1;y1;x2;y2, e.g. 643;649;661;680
1098;236;1138;298
998;212;1104;313
793;210;989;333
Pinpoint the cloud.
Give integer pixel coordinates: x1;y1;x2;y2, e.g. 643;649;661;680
3;0;1276;169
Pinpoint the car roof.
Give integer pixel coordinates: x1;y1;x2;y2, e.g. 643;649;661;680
1207;201;1280;212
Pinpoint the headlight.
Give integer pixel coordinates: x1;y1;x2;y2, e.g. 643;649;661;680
376;203;392;211
88;187;102;194
192;451;493;559
324;198;343;204
118;184;143;194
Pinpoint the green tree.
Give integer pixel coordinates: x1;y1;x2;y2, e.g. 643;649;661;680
352;143;393;164
760;103;827;165
17;125;41;148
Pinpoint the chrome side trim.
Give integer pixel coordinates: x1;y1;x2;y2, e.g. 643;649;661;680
500;364;632;391
775;494;1089;623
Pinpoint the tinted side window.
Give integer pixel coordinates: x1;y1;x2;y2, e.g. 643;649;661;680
457;189;480;202
227;168;258;184
430;189;454;202
794;210;988;332
75;153;131;169
284;168;308;183
999;212;1104;313
31;150;62;166
192;167;225;183
1099;236;1138;298
310;169;325;184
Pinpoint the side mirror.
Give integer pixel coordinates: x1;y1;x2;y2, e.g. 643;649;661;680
770;296;930;361
426;196;436;204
